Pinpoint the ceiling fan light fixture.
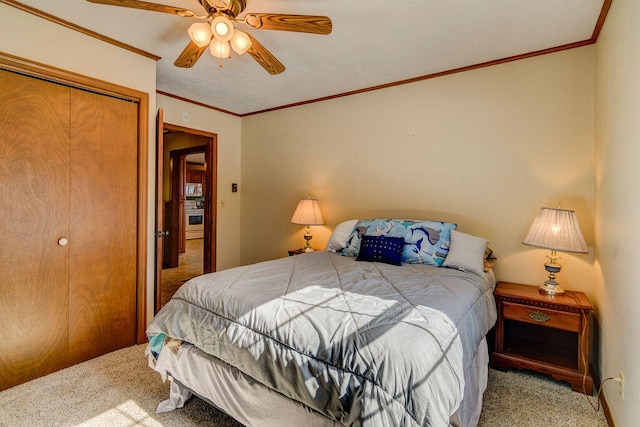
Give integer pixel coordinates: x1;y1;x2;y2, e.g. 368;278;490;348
210;38;231;59
230;30;252;55
188;22;213;48
211;15;235;42
85;0;331;75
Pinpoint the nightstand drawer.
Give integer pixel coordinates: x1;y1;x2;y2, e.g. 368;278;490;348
503;302;580;332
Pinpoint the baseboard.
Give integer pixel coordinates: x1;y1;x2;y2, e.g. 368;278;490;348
600;390;615;427
592;366;615;427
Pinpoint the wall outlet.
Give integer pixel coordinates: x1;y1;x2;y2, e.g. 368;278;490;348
619;371;625;400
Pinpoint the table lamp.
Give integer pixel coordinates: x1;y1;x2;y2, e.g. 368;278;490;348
291;197;324;252
522;207;588;295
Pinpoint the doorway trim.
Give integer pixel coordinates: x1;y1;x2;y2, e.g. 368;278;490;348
155;122;218;313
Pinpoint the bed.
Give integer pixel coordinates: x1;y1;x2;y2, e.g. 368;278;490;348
147;219;497;427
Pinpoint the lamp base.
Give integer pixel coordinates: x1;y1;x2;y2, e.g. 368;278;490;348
539;255;565;296
539;283;566;296
302;232;313;252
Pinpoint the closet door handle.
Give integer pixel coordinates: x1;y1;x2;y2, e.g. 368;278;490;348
156;230;169;238
57;237;69;246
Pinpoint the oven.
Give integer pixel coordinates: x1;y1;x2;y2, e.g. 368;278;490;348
185;208;204;240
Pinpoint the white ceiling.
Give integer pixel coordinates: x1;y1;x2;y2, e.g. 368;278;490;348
19;0;606;116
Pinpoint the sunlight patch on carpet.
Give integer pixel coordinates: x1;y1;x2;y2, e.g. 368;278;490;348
77;399;162;427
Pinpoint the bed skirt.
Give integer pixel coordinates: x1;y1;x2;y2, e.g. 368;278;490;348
148;337;490;427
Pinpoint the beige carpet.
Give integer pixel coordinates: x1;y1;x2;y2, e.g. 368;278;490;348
0;345;608;426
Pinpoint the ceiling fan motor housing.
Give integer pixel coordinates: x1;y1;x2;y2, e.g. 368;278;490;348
203;0;246;17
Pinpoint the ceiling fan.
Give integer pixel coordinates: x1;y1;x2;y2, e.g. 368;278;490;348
86;0;332;74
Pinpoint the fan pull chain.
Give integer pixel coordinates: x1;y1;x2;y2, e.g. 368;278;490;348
219;51;232;68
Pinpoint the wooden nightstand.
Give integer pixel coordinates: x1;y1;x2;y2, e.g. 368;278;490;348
490;281;593;394
288;248;309;256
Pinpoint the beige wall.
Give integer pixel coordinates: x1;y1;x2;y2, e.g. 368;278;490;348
0;4;159;323
595;0;640;424
241;46;596;298
157;95;242;272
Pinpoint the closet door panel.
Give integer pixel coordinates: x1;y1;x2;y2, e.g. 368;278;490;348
0;70;70;390
68;89;138;364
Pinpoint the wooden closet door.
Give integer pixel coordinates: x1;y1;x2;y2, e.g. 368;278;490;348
0;70;71;390
67;89;138;365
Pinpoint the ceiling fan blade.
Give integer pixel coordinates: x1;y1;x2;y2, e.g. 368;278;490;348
174;41;208;68
244;14;332;35
86;0;199;17
246;34;285;75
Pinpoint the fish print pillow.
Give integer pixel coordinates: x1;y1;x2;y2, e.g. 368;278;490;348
341;219;457;266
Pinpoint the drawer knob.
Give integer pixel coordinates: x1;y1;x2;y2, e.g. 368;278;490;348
529;310;550;322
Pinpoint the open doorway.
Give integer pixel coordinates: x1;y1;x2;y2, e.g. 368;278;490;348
155;114;217;312
161;146;206;306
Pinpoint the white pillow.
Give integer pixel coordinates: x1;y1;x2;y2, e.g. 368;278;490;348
325;219;359;252
442;229;489;275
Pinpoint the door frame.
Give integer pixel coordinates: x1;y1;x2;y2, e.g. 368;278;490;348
0;52;149;345
154;120;218;313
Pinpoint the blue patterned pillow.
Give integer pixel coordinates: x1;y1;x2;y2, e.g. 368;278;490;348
341;219;457;266
402;221;457;266
356;235;404;266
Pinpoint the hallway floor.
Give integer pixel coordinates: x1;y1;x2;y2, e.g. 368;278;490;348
161;238;203;307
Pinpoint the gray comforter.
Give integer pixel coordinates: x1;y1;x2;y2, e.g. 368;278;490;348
147;251;496;426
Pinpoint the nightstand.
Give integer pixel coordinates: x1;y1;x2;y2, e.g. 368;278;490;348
490;281;593;394
288;248;309;256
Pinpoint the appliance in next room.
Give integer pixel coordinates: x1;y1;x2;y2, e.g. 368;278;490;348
186;182;203;197
185;199;204;240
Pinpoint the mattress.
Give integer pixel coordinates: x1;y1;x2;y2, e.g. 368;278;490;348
147;251;497;426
